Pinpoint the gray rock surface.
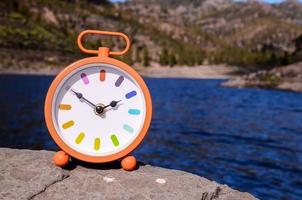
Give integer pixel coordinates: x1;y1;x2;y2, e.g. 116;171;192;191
0;148;257;200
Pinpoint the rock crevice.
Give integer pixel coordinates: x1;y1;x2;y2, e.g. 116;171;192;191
28;172;70;200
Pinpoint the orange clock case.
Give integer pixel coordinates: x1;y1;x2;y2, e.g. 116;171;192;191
44;31;152;163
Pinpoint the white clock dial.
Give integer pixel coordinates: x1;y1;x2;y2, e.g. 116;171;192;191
51;63;146;156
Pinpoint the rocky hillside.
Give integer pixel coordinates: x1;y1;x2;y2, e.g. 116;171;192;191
0;0;302;71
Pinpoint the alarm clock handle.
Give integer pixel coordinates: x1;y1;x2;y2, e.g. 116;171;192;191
77;30;131;57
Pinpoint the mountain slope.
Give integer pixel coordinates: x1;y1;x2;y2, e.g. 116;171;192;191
0;0;302;72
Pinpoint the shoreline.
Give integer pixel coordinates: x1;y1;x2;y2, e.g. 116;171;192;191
0;65;239;79
222;62;302;93
136;65;238;79
1;64;301;93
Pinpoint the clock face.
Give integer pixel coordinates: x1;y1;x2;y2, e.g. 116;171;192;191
51;63;146;156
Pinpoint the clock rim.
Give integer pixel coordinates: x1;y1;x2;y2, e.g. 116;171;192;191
44;56;152;163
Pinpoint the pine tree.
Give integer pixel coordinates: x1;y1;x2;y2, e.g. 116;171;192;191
159;48;169;65
135;48;141;63
294;35;302;52
168;53;177;67
120;48;133;65
143;48;150;67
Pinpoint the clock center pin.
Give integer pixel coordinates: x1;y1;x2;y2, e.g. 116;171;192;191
94;103;106;116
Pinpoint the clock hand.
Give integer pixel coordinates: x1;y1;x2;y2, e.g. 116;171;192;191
94;100;121;115
71;89;96;108
103;100;121;109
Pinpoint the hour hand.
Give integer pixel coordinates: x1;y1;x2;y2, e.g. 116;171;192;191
71;89;96;108
104;100;121;109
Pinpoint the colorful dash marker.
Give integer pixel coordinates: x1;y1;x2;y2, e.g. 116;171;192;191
111;134;119;146
128;109;141;115
62;120;74;129
75;132;85;144
81;73;89;85
125;91;137;99
94;138;100;150
115;76;124;87
59;104;71;110
99;70;106;81
123;124;134;133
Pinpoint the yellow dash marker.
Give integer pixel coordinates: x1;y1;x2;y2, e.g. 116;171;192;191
59;104;71;110
94;138;100;150
62;120;74;129
75;132;85;144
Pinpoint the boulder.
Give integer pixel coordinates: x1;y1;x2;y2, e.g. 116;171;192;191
0;148;257;200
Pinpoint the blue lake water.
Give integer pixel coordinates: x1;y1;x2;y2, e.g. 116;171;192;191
0;74;302;200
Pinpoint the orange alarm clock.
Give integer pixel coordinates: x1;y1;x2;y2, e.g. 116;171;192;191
44;30;152;171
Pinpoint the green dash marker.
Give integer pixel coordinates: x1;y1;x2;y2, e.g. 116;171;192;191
111;134;119;147
123;124;134;133
75;132;85;144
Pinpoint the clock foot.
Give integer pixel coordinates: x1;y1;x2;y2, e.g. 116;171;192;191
121;155;137;171
53;151;69;167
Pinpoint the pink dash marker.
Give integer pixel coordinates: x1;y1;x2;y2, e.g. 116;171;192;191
81;73;89;85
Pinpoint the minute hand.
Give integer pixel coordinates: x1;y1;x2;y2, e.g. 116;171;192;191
71;89;96;108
